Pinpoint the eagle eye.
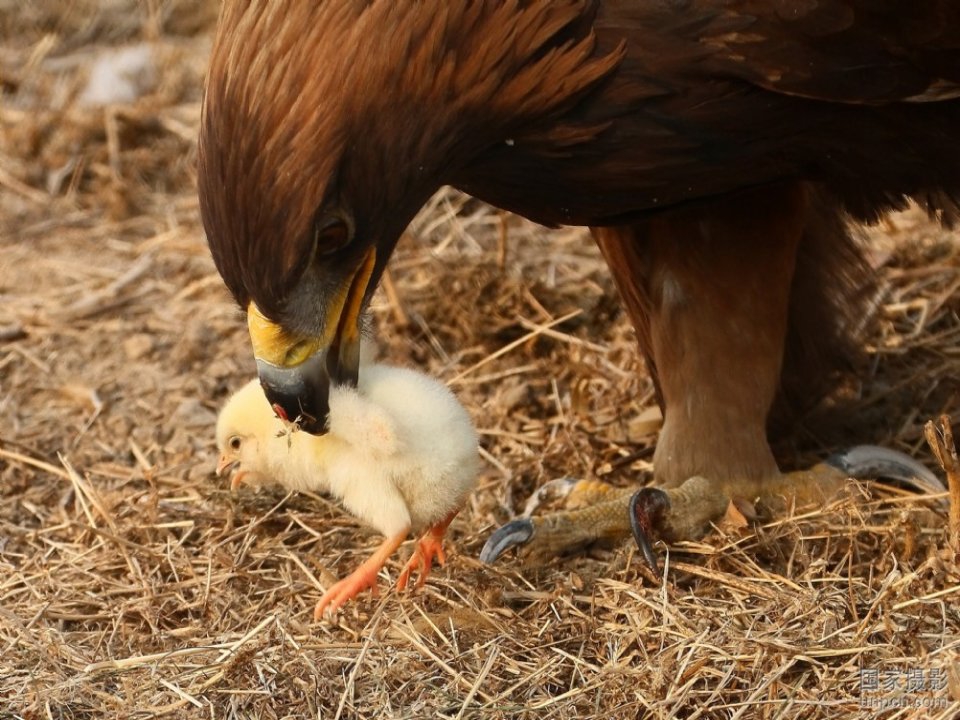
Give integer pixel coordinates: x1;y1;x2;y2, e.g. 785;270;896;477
313;212;353;257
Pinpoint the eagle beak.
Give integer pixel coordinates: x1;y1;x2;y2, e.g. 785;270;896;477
247;248;376;435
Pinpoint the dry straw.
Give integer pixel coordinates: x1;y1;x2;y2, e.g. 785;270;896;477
2;2;959;717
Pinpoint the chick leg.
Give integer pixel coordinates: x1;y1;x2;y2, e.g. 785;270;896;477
397;510;458;591
314;529;408;619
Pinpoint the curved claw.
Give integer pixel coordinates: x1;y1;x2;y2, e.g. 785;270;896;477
479;518;534;564
628;488;671;578
827;445;945;496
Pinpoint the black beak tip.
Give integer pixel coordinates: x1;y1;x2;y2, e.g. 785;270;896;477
264;393;329;435
256;356;331;436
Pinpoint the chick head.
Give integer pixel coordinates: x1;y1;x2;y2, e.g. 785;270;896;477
216;379;282;489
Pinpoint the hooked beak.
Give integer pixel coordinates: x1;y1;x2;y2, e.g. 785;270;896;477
247;248;376;435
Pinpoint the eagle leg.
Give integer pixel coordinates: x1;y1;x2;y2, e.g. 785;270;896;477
478;475;724;571
591;182;809;534
522;476;637;517
483;180;943;572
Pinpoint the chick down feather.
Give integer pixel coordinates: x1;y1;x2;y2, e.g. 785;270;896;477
216;365;480;539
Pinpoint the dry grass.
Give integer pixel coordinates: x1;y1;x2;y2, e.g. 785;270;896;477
2;3;960;718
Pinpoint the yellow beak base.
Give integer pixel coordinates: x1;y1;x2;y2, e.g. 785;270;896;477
246;247;376;368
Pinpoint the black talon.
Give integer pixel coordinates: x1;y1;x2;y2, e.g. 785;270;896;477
479;518;535;564
628;488;671;578
826;445;945;497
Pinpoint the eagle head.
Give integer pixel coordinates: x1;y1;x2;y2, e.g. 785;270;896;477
198;0;620;433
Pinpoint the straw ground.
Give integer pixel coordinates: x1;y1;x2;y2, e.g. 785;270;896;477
2;3;959;717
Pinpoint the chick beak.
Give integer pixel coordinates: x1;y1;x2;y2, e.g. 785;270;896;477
229;470;247;491
216;455;246;490
247;248;375;435
216;454;237;478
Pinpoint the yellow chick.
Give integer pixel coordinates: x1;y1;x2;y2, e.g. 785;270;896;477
215;365;479;618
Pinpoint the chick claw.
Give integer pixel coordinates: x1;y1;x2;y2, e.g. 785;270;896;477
396;510;458;591
314;565;382;619
396;535;446;591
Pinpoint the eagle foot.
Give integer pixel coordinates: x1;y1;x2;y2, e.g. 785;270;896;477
479;481;637;565
479;446;943;576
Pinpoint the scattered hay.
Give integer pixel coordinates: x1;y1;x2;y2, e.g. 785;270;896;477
2;2;959;717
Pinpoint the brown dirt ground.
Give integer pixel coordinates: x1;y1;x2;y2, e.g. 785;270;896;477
2;3;960;718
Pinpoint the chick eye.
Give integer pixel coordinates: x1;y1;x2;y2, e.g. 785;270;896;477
229;436;242;451
313;212;353;257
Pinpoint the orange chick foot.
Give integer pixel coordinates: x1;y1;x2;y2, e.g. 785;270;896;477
396;534;446;591
314;565;382;619
313;530;408;620
396;511;458;591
